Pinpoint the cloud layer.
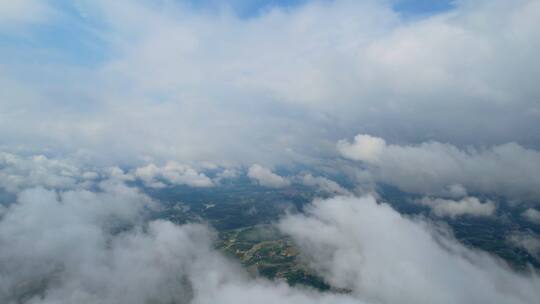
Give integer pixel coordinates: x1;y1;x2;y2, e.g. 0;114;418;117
279;195;540;304
338;133;540;200
2;181;539;304
0;0;539;165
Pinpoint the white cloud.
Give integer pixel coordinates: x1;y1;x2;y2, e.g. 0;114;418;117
213;168;240;184
1;175;539;303
299;173;351;196
0;0;539;166
0;152;96;193
248;164;290;188
108;166;135;182
416;196;496;218
279;195;540;304
134;162;213;188
0;181;366;304
508;232;540;260
216;168;239;179
523;208;540;224
337;134;386;163
338;133;540;200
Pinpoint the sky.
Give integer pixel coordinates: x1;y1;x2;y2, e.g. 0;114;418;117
1;1;540;303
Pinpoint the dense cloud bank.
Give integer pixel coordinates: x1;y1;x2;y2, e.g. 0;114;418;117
0;180;357;304
1;181;539;304
0;0;539;164
338;134;540;200
279;196;540;304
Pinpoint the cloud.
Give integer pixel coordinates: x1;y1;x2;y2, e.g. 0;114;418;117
299;173;351;196
0;181;352;304
279;195;540;304
337;134;386;163
0;0;539;166
508;232;540;260
416;196;496;218
134;162;213;188
0;152;97;193
338;133;540;200
523;208;540;224
248;164;290;188
1;173;539;303
214;168;239;180
0;182;154;302
0;180;363;304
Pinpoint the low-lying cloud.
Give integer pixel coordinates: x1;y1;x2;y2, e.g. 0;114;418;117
416;196;496;218
1;177;539;303
298;173;352;196
0;152;97;193
134;162;214;188
248;164;290;188
338;133;540;201
523;208;540;225
508;232;540;261
279;195;540;304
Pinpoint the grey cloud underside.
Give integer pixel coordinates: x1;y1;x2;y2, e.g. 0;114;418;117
0;0;539;165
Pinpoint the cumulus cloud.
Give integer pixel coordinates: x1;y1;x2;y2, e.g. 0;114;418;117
134;162;213;188
0;152;97;193
248;164;290;188
416;196;496;218
337;134;386;163
299;173;351;196
338;133;540;200
523;208;540;224
279;196;540;304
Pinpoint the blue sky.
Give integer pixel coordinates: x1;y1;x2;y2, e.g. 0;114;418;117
186;0;454;17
